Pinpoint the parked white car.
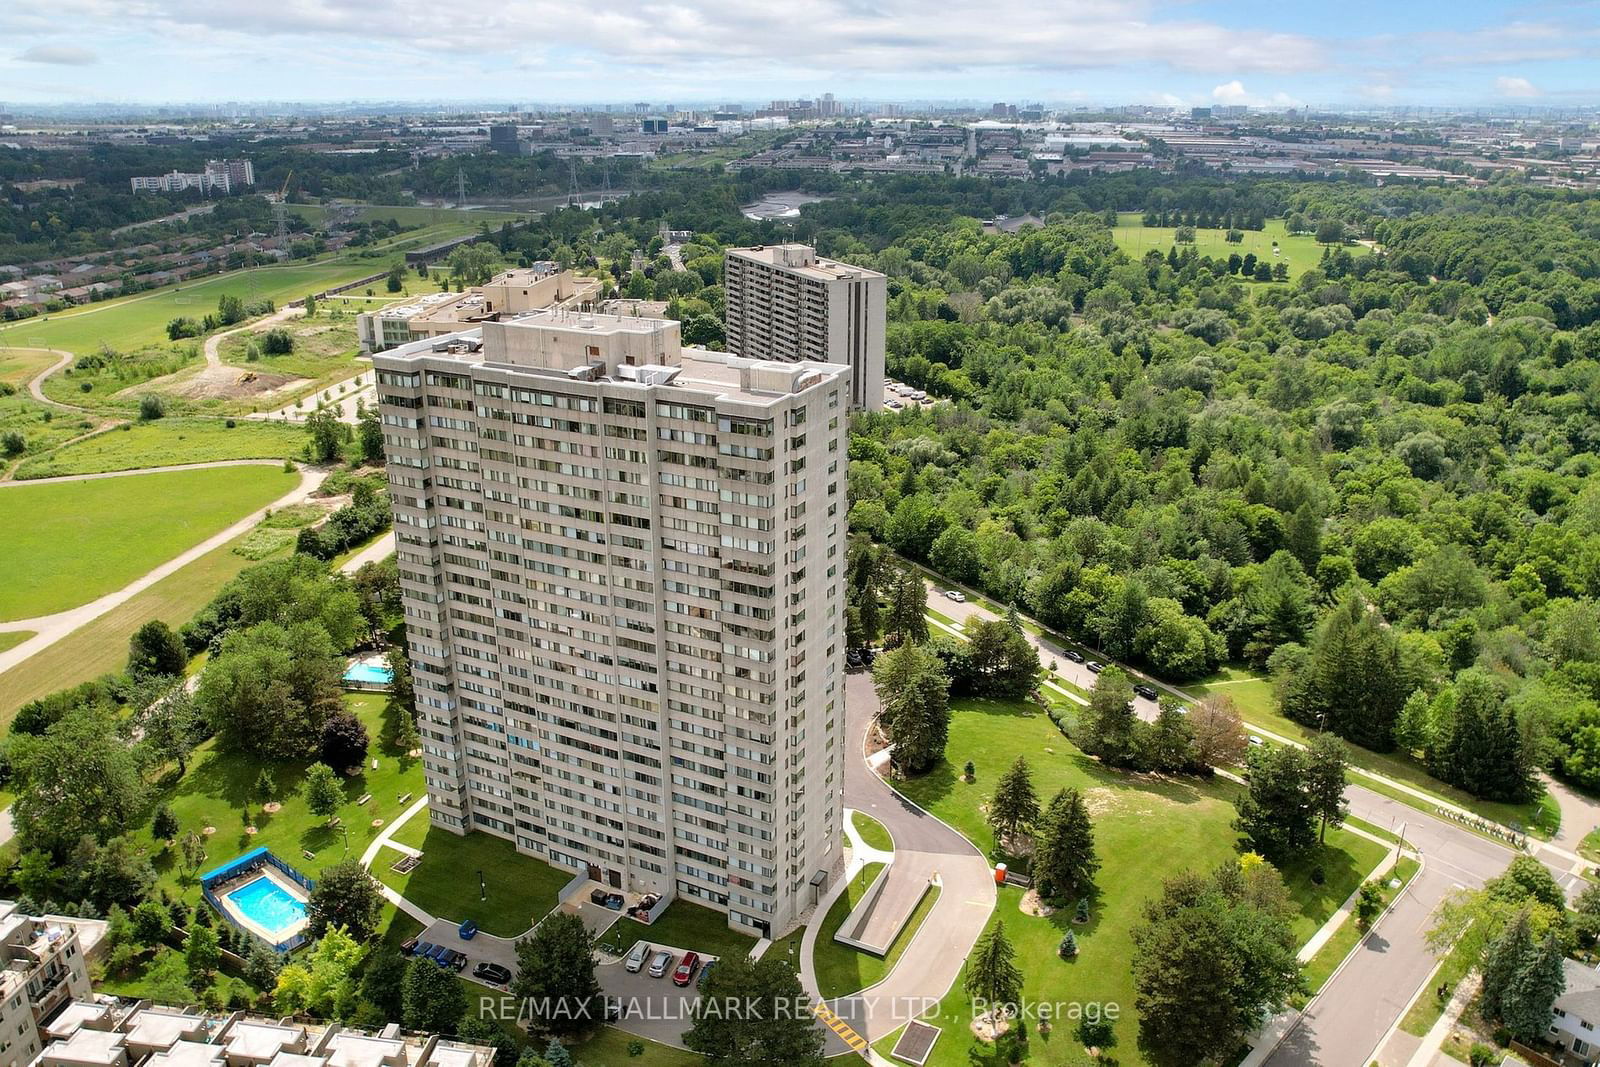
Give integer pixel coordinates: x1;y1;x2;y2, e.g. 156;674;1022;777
625;942;651;973
945;590;966;603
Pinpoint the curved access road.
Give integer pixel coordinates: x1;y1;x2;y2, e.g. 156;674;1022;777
799;670;997;1053
0;460;327;675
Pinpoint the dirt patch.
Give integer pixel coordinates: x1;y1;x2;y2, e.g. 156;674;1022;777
1019;889;1056;917
969;1012;1013;1042
1081;785;1186;820
127;363;311;402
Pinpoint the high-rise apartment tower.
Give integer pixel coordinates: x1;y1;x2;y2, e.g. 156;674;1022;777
375;310;848;936
722;244;885;411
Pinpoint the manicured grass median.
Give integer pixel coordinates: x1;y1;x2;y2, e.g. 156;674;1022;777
0;631;33;654
599;899;758;962
851;810;894;853
815;869;940;1000
375;820;570;938
811;862;885;997
0;464;296;622
16;418;306;478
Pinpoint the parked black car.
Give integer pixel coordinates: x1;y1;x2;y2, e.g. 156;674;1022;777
1063;649;1084;663
473;962;512;985
1133;683;1158;700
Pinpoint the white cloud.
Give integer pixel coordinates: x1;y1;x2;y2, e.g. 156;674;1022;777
17;44;97;65
1209;80;1304;108
1494;75;1539;97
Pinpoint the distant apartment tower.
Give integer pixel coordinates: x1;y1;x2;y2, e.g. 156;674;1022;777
129;159;254;195
488;124;520;154
374;310;849;937
723;244;885;411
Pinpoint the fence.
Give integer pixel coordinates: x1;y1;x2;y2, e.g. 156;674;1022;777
200;848;317;953
1433;807;1528;850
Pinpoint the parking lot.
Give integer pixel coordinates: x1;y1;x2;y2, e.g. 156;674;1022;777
595;938;727;1048
882;377;938;411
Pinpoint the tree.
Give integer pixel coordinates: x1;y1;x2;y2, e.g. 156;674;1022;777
540;1041;575;1067
1190;694;1247;767
138;393;165;421
1278;592;1409;750
1430;669;1532;801
185;925;220;980
510;911;602;1037
357;402;384;464
1304;733;1349;843
1144;700;1197;772
128;620;186;677
136;679;201;776
1355;882;1384;929
962;618;1039;698
1502;933;1566;1042
402;957;468;1033
180;830;208;874
306;859;383;943
1078;668;1139;767
320;710;371;771
303;763;344;824
886;567;929;644
987;756;1039;847
964;922;1025;1026
131;898;171;945
1315;219;1346;245
245;939;283;989
274;926;365;1018
1032;789;1098;904
152;805;179;843
256;769;277;805
684;954;825;1067
305;407;344;463
196;621;343;760
1575;882;1600;947
1393;690;1437;755
871;641;950;774
1131;862;1301;1066
1480;907;1534;1023
386;262;406;293
9;706;146;856
446;243;499;287
303;293;318;317
1234;745;1315;863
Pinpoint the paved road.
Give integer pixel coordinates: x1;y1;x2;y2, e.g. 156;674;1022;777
0;462;327;674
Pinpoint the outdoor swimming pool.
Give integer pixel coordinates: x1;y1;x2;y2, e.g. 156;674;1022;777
226;876;307;936
343;662;393;686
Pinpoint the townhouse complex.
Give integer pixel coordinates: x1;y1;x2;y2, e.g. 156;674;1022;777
0;904;105;1067
374;309;854;937
723;244;886;411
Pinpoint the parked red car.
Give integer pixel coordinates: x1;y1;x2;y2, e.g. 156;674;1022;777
672;951;701;987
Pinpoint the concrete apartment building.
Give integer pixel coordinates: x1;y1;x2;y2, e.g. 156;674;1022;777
374;310;849;937
0;903;106;1067
31;1001;494;1067
356;266;600;354
722;244;885;411
129;160;255;195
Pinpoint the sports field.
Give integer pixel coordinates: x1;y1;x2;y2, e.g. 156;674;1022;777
1110;214;1352;281
0;464;296;622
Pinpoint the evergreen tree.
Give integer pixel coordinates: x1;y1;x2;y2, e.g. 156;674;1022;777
1305;733;1349;844
510;912;602;1037
1431;669;1532;801
1079;668;1139;767
987;757;1039;847
887;568;929;645
1279;591;1408;750
541;1041;574;1067
871;642;950;774
1480;907;1534;1022
1144;700;1197;771
964;922;1024;1024
1234;745;1315;863
684;954;825;1067
1032;789;1098;904
1501;933;1566;1042
1285;503;1322;571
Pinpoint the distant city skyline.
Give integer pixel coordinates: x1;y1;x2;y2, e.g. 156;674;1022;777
2;0;1597;109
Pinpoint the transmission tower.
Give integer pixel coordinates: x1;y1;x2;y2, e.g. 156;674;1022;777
456;168;466;209
602;158;612;201
272;202;288;243
567;160;579;207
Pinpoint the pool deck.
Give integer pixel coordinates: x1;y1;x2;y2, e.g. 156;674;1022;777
215;865;310;944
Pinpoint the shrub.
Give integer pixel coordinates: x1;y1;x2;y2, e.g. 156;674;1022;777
1;430;24;456
260;329;295;355
1469;1043;1496;1067
627;1042;644;1057
138;394;165;421
225;418;236;428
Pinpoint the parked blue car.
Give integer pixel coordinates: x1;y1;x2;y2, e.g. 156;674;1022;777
411;940;435;958
459;919;479;940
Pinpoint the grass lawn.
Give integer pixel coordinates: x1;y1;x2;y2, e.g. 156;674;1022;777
598;899;759;962
1109;215;1355;282
96;942;258;1006
568;1025;705;1066
217;317;363;381
0;392;99;472
0;631;32;653
144;693;425;905
16;419;307;478
851;810;894;853
1299;854;1419;1000
1402;935;1476;1038
815;870;940;1000
0;529;281;724
374;821;570;938
0;348;58;386
0;464;296;622
874;695;1372;1065
1275;826;1389;946
290;203;530;230
1185;667;1276;720
0;260;401;359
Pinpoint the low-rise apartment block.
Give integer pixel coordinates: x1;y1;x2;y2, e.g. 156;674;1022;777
129;161;255;195
0;903;106;1067
722;244;884;411
375;309;849;936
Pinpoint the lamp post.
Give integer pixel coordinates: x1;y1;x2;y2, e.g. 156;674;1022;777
479;870;487;902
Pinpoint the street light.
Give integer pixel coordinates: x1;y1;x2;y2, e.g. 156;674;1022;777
479;869;487;901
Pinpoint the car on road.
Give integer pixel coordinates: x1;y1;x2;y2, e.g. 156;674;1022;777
473;962;512;985
1063;649;1084;663
1086;660;1105;673
625;942;651;973
648;950;675;979
945;590;966;602
1248;734;1265;747
673;952;701;987
458;919;479;940
1132;684;1158;701
846;649;864;669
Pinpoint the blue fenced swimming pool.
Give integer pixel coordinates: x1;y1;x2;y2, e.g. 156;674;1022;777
343;661;393;688
226;876;306;936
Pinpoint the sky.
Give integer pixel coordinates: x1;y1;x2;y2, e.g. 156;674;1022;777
1;0;1598;109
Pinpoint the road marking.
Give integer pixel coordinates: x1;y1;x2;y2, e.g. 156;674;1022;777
814;1003;869;1053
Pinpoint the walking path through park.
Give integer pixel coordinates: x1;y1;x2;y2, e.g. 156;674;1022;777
201;304;304;368
0;461;327;675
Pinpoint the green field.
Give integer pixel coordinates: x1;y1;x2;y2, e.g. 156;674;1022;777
850;810;895;853
0;464;296;622
377;816;571;938
0;348;58;387
0;529;282;723
140;693;426;905
292;203;531;229
0;631;33;654
1110;214;1355;281
15;419;307;478
0;261;392;358
599;899;759;963
868;695;1380;1065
